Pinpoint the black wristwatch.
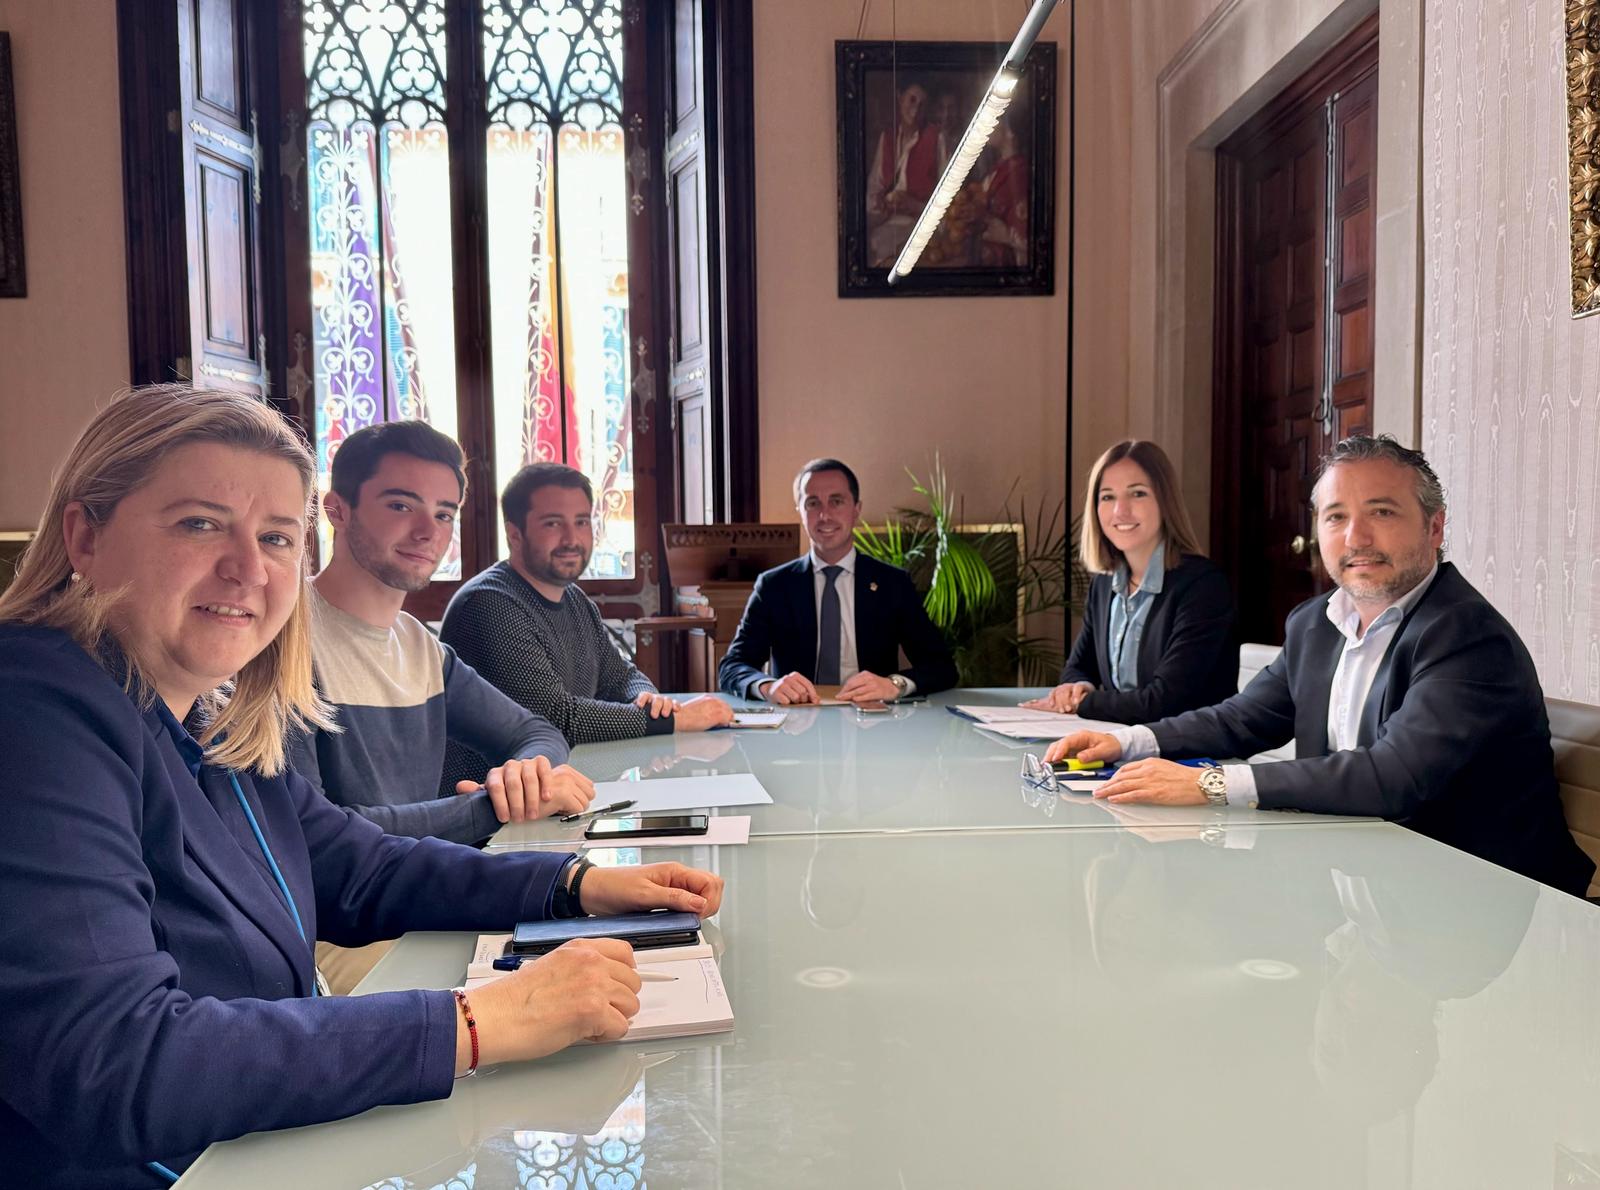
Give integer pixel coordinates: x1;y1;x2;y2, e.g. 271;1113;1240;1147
551;856;594;918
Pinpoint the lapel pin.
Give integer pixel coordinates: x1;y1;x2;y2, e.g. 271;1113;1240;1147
869;581;878;592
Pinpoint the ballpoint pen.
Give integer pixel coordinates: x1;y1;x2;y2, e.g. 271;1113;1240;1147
559;798;637;823
493;955;678;979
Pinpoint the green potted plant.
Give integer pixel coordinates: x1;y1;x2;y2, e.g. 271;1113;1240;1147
853;458;1088;686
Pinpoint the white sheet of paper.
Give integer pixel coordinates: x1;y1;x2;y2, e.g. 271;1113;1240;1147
953;705;1077;725
594;772;774;813
978;720;1111;741
583;814;750;849
726;710;788;729
618;957;735;1041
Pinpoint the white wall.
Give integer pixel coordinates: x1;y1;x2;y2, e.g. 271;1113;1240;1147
1420;0;1600;702
752;0;1071;565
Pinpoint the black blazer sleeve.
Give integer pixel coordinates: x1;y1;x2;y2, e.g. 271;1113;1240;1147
1148;642;1299;760
886;566;958;694
1247;602;1538;820
718;570;781;699
1077;559;1238;724
1059;576;1108;687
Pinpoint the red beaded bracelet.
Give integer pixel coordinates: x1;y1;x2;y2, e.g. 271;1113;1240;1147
452;987;479;1079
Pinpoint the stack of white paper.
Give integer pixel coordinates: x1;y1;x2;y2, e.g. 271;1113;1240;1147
593;773;773;813
949;705;1126;741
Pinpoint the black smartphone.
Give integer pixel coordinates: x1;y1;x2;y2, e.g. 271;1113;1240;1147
584;814;710;840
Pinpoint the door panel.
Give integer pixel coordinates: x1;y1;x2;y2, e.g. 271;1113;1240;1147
177;0;267;395
1327;70;1378;444
194;0;241;118
1237;105;1327;641
198;157;250;350
1212;17;1378;645
678;393;710;525
672;162;707;363
664;0;715;524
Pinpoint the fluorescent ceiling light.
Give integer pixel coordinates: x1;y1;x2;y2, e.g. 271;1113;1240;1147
887;0;1061;285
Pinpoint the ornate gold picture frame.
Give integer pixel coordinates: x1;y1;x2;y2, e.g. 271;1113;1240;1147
1569;0;1600;316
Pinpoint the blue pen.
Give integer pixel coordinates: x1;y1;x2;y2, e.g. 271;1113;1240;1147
492;955;677;981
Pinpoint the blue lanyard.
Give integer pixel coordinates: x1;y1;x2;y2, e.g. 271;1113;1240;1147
227;772;309;945
147;773;314;1185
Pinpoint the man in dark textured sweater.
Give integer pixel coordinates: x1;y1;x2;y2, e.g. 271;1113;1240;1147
440;463;733;754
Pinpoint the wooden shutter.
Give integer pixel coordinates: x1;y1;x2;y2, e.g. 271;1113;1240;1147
119;0;272;402
175;0;267;396
664;0;716;525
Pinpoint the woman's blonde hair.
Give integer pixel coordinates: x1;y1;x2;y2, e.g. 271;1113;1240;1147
1079;440;1203;575
0;384;333;775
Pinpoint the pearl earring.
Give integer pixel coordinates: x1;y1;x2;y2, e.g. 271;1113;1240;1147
69;571;82;584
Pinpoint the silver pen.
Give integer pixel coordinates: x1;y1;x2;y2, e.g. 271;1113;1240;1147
559;798;638;823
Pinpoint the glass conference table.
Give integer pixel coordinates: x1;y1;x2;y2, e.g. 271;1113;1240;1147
180;823;1600;1188
486;688;1371;847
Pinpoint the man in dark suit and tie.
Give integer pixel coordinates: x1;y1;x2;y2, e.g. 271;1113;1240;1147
718;458;958;705
1048;435;1593;895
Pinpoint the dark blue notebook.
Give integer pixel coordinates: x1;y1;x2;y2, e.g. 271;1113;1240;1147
510;911;702;955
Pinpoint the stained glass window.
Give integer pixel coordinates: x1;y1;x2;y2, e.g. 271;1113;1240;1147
483;0;633;578
513;1076;646;1189
302;0;634;584
304;0;463;577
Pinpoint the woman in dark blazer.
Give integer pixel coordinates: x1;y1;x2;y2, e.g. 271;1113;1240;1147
0;386;723;1189
1025;440;1238;725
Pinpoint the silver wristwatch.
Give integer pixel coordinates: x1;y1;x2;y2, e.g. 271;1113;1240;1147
1197;765;1228;806
888;674;910;700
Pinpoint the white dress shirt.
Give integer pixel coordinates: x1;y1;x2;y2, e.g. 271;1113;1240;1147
764;546;917;699
1111;564;1440;807
810;546;861;685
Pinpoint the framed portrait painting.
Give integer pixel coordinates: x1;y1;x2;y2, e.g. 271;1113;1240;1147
836;39;1056;298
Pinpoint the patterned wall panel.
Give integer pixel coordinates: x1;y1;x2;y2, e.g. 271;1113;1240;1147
1422;0;1600;703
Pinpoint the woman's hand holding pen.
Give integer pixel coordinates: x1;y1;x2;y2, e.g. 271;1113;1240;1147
459;939;642;1073
457;756;596;822
454;860;728;1072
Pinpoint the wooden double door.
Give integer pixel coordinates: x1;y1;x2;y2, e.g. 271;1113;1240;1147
1211;16;1378;645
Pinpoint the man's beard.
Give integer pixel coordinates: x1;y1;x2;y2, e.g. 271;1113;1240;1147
1336;544;1435;605
346;517;437;593
521;540;590;587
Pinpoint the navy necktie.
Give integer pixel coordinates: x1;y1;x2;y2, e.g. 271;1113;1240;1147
816;565;843;685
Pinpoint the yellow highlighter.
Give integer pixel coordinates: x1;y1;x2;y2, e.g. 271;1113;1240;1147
1055;758;1105;772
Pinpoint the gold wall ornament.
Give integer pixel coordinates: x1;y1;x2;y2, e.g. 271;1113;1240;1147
1569;0;1600;315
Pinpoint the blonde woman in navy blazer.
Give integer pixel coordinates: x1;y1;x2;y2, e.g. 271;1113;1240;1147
1024;440;1238;724
0;386;723;1189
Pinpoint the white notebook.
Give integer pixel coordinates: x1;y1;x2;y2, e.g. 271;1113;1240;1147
465;934;735;1043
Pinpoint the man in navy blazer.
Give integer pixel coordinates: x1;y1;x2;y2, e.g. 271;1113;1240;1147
719;458;958;704
1049;436;1593;896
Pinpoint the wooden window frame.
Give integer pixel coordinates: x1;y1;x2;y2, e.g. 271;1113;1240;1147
119;0;759;629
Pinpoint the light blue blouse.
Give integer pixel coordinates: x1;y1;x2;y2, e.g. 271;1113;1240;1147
1106;542;1166;691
